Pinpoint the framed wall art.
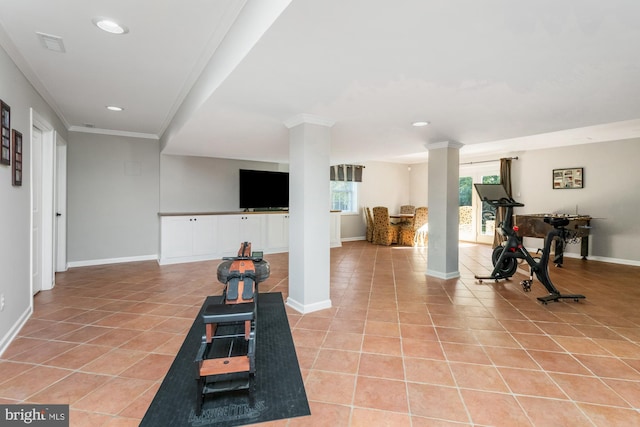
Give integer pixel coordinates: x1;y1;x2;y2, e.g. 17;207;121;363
1;100;10;165
553;167;583;189
12;129;22;186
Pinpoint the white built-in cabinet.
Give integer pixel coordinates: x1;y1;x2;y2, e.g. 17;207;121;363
158;211;341;265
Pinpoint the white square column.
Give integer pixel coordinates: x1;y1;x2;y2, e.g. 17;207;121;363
284;114;334;313
426;141;463;279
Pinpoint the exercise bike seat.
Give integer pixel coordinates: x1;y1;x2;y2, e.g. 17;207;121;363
544;217;570;228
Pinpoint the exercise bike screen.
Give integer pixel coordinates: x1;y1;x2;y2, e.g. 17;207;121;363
474;183;510;202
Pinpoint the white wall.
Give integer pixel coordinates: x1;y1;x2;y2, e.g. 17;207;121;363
409;162;429;207
341;161;411;240
513;139;640;263
160;154;287;213
0;45;66;355
67;133;160;264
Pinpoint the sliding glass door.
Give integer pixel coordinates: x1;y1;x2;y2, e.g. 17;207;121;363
459;164;500;244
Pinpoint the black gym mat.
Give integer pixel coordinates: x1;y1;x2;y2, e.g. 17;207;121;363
140;292;310;427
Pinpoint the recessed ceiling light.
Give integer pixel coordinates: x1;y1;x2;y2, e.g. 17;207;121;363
106;106;124;111
93;17;129;35
412;121;430;127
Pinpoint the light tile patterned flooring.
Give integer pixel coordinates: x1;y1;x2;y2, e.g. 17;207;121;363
1;241;640;426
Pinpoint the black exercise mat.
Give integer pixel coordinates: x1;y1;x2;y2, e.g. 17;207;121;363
140;292;310;427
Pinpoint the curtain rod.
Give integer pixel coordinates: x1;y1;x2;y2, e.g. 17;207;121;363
460;156;518;165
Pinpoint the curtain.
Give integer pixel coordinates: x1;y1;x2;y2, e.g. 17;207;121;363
330;164;364;182
493;158;513;248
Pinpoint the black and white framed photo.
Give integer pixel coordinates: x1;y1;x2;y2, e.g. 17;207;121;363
0;100;10;165
12;129;22;186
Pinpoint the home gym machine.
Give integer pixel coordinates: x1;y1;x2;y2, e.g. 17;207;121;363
473;184;585;304
194;242;270;415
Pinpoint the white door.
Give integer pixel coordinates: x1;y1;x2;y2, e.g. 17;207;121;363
31;110;56;295
55;137;67;272
31;126;43;295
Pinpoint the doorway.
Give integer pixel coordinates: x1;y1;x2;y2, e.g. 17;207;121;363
459;164;500;244
31;110;61;295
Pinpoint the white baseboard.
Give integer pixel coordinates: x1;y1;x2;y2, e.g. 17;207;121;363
67;254;158;268
524;247;640;267
341;236;366;242
286;297;332;314
575;254;640;267
425;269;461;280
0;305;32;358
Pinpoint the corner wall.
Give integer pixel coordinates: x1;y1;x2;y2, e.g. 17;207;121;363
66;133;160;265
0;44;66;355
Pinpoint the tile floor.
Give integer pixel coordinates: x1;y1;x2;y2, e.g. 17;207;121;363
1;241;640;426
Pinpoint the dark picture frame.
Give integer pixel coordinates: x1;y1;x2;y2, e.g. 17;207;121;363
12;129;22;186
553;167;583;189
1;100;10;165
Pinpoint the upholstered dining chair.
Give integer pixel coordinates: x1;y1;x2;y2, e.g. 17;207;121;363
459;205;473;236
400;205;415;214
399;204;416;227
363;207;374;242
399;206;428;246
372;206;400;245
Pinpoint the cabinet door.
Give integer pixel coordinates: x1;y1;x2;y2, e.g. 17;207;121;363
192;216;217;256
241;215;265;250
161;217;193;259
217;215;244;255
266;214;289;251
330;212;342;247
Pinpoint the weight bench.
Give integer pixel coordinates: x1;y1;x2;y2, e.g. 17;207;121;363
194;242;269;415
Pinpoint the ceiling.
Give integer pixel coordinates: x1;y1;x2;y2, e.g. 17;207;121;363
1;0;640;165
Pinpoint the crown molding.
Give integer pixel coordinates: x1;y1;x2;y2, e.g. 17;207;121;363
68;126;159;140
425;141;464;150
284;113;335;129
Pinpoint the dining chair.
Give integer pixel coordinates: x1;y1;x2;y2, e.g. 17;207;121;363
459;205;473;235
400;205;415;214
363;207;374;242
372;206;400;245
400;206;428;246
400;204;415;225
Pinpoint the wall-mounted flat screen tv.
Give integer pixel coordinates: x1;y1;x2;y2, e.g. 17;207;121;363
239;169;289;210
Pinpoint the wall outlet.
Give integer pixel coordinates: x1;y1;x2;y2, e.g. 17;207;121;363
0;293;4;311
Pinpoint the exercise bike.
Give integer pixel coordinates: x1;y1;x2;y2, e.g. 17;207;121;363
473;184;585;305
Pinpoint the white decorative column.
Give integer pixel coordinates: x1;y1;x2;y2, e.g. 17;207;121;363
426;141;463;279
284;114;334;313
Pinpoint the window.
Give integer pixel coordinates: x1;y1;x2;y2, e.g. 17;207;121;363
330;181;358;213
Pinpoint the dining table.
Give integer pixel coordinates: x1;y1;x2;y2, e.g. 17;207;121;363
390;213;414;225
